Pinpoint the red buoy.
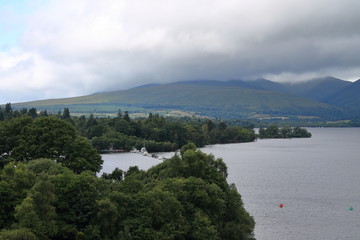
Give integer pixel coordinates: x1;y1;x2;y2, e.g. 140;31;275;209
279;203;284;208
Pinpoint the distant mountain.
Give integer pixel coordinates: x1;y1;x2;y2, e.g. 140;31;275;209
13;79;347;120
324;79;360;108
176;77;353;102
280;77;352;101
177;78;288;92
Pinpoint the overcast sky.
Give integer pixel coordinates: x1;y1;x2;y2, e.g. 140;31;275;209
1;0;360;103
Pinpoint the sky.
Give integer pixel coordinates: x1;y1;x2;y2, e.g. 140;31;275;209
1;0;360;104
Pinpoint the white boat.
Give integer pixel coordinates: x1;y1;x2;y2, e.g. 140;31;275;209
140;147;149;156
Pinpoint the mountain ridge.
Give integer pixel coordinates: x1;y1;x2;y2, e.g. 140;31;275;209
11;77;359;120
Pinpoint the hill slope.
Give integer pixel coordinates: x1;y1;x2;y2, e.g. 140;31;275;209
14;81;343;119
280;77;352;101
324;79;360;108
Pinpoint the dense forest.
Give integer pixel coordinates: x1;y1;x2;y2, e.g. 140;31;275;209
0;103;256;239
0;104;257;153
0;140;255;239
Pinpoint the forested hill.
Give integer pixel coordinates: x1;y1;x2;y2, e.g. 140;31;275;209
11;77;359;120
0;129;256;239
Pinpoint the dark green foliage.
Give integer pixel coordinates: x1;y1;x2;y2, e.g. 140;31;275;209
0;180;16;228
52;171;100;231
0;144;255;240
123;111;130;122
0;116;33;167
5;103;12;114
62;108;70;119
259;125;311;138
0;228;37;240
209;126;256;144
78;112;255;152
1;103;257;154
0;116;102;173
0;109;256;238
101;168;123;181
28;108;38;119
14;174;57;240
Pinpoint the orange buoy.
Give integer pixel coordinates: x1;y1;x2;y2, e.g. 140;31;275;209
279;203;284;208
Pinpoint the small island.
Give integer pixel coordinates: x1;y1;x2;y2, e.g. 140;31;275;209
258;125;312;139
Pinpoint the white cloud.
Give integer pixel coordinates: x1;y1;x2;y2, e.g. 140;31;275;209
1;0;360;103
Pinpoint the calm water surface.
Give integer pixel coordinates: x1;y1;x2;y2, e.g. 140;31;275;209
102;128;360;240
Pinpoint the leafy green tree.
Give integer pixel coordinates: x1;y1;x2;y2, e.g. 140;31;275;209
113;118;134;135
20;108;28;115
28;108;38;119
52;171;99;233
208;127;226;144
206;120;216;132
219;122;227;130
101;168;123;181
62;108;71;119
15;174;58;240
280;126;293;138
2;117;103;173
0;180;16;228
5;103;12;114
1;162;36;200
39;110;48;117
124;166;141;178
144;144;255;239
92;136;110;151
123;111;130;122
11;117;76;161
14;197;42;238
292;127;312;137
223;126;255;143
190;210;220;240
86;114;97;128
64;136;103;173
26;158;69;176
0;116;33;167
259;124;280;138
95;198;118;239
0;228;37;240
266;125;279;137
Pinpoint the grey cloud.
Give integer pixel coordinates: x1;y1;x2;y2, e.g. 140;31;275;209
1;0;360;103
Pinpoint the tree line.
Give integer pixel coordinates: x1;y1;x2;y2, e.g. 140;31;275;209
0;104;257;153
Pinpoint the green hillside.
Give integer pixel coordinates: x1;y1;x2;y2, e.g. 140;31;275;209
322;79;360;118
13;82;342;119
281;77;352;101
324;80;360;107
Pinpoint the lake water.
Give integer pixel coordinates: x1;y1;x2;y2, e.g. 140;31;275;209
101;128;360;240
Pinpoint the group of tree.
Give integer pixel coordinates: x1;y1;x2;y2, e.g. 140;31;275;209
0;103;50;121
258;125;312;138
0;104;257;153
1;104;316;153
78;111;257;153
0;115;102;172
0;143;255;240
